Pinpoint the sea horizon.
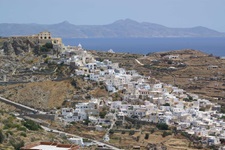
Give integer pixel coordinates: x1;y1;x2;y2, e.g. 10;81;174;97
62;37;225;57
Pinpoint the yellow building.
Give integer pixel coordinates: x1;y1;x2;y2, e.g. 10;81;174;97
38;31;52;44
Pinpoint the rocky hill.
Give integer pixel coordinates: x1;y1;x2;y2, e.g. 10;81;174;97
1;19;225;38
2;37;39;55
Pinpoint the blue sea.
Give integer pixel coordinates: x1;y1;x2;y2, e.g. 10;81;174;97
63;38;225;56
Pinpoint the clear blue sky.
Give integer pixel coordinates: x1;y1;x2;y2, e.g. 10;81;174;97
1;0;225;32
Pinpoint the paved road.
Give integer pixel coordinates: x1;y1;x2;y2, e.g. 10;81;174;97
0;96;46;114
135;59;144;66
41;126;121;150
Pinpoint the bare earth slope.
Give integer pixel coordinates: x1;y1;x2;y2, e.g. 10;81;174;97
0;80;75;110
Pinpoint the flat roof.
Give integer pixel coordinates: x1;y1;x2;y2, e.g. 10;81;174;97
30;145;71;150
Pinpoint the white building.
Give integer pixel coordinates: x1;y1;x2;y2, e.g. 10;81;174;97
68;137;84;146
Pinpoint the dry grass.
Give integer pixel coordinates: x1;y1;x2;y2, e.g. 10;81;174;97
107;130;204;150
0;80;75;110
90;87;108;97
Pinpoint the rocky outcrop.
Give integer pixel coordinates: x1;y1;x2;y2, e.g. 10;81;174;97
2;37;39;55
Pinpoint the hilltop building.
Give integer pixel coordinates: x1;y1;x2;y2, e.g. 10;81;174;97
38;31;51;42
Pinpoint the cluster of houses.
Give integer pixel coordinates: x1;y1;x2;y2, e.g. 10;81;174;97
57;45;225;148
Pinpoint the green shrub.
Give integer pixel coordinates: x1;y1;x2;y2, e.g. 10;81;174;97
109;129;114;134
129;130;135;135
135;123;141;129
20;132;27;137
6;130;13;136
40;43;53;52
162;131;172;137
221;116;225;120
10;139;24;150
221;105;225;114
150;128;155;133
199;107;206;111
22;119;42;131
17;126;27;132
40;46;48;52
0;110;5;115
3;121;18;129
0;130;4;143
181;131;189;137
156;123;169;130
125;125;131;129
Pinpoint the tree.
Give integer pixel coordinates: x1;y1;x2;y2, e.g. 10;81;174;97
99;111;107;119
40;46;47;52
163;103;170;106
145;133;149;139
40;43;53;52
167;60;173;64
136;136;140;142
44;43;53;49
83;116;90;126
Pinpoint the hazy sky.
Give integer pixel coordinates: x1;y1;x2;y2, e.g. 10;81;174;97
1;0;225;32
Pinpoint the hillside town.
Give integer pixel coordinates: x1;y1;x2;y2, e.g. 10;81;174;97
1;31;225;150
58;39;225;148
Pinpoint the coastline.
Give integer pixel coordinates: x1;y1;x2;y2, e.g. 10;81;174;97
62;37;225;56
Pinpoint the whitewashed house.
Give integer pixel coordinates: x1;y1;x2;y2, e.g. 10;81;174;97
106;83;116;92
89;73;99;81
110;101;122;110
64;111;87;122
148;113;159;123
86;63;97;70
62;108;74;116
68;137;84;146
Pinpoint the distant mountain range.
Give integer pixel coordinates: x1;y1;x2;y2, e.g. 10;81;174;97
1;19;225;38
